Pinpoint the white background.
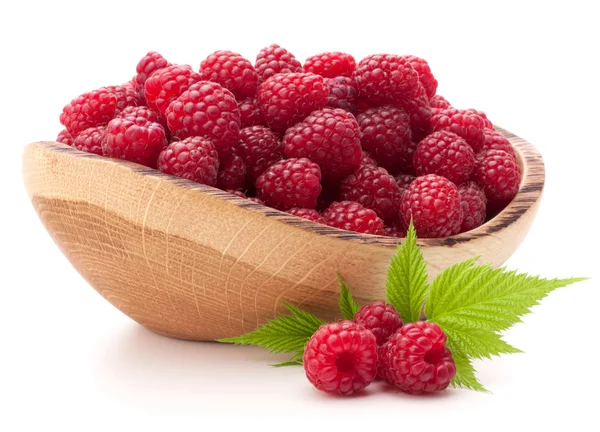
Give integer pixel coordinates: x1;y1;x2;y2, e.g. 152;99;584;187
1;1;599;430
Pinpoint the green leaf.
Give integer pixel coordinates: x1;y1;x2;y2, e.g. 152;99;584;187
451;355;488;392
271;352;303;367
338;273;360;320
386;221;429;323
442;324;522;359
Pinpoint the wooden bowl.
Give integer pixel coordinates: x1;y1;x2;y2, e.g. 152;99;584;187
22;128;544;341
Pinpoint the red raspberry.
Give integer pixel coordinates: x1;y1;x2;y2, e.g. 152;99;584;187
458;181;487;232
256;158;322;210
102;117;167;167
322;201;385;235
353;301;403;346
133;51;171;95
431;108;486;151
382;321;456;394
395;174;415;196
73;125;106;155
304;52;356;78
402;55;438;99
413;130;475;184
286;207;324;224
226;189;265;205
144;65;203;115
473;150;521;212
355;98;373;114
256;72;329;133
217;155;246;191
360;150;378;167
103;83;144;113
429;95;451;109
117;105;167;131
356;106;412;171
60;89;117;136
255;44;303;81
236;126;283;179
200;50;259;99
377;339;393;381
157;137;219;186
324;76;357;113
353;54;422;105
467;109;494;129
400;174;463;238
283;108;362;179
339;165;403;222
238;97;265;128
480;129;516;158
397;140;418;175
399;91;433;142
165;81;240;158
383;223;407;238
56;129;74;146
303;321;378;395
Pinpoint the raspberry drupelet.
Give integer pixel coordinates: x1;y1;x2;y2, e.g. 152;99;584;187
157;136;219;186
322;201;385;235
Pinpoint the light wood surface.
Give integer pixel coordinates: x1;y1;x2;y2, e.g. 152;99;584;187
22;128;544;341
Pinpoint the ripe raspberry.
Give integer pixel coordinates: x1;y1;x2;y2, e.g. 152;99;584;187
355;98;373;114
255;44;303;81
400;174;463;238
383;223;407;238
458;181;487;232
144;65;203;114
238;97;265;128
429;95;451;109
217;155;246;190
397;140;418;175
133;51;171;94
480;129;516;158
431;108;486;151
340;165;403;222
157;137;219;186
353;54;422;105
283;108;362;179
353;301;403;346
377;339;393;381
304;52;356;78
165;81;240;158
473;150;521;212
200;50;259;99
395;174;415;197
303;321;378;395
322;201;385;235
117;105;167;131
324;76;357;113
226;189;265;205
356;106;412;171
467;109;494;129
382;321;456;394
236;126;283;179
413;130;475;184
73;125;106;155
56;129;74;146
316;183;340;212
399;91;433;142
60;89;117;136
256;158;322;210
360;150;378;167
256;72;329;133
103;84;144;113
102;117;167;167
286;207;324;224
402;55;438;99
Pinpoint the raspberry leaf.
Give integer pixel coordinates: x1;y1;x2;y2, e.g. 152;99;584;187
451;355;488;392
338;273;360;320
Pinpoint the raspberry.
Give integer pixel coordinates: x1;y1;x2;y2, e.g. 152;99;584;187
255;44;303;81
360;150;378;167
397;140;418;175
399;91;433;142
283;108;362;179
322;201;385;235
133;51;171;95
238;97;265;128
73;125;106;155
340;165;403;222
304;52;356;78
353;54;422;105
377;339;393;381
102;117;167;167
356;106;412;171
60;88;117;136
227;189;265;205
286;207;324;224
429;95;451;109
383;223;407;238
117;105;167;131
157;137;219;186
324;76;357;113
413;130;475;184
458;181;487;232
165;81;240;158
480;129;516;158
256;72;329;133
56;129;74;146
402;55;438;98
200;50;259;99
303;321;377;395
400;174;463;238
353;301;403;346
256;158;322;210
467;109;494;129
144;65;203;115
473;150;521;212
395;174;415;196
103;84;144;113
236;126;283;179
217;155;246;190
431;108;486;151
382;321;456;394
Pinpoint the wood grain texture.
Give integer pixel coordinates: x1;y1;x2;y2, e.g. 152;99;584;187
22;128;544;341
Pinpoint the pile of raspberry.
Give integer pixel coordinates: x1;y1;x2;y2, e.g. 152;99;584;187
303;301;456;395
57;46;521;239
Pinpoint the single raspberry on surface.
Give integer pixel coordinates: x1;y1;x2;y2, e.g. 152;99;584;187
322;201;385;235
236;126;283;179
383;223;407;238
255;44;303;81
200;50;259;99
217;155;246;190
72;125;106;155
402;55;438;99
303;320;378;395
480;129;516;158
360;150;378;167
382;321;456;394
256;158;322;210
238;97;265;128
304;52;356;78
157;136;219;186
56;129;74;146
102;117;167;167
398;91;433;142
256;72;329;133
324;76;357;113
429;95;451;109
400;174;463;238
430;108;486;152
458;181;487;232
413;130;475;184
340;165;403;222
165;81;240;158
283;108;362;179
104;83;144;113
144;64;203;114
286;207;324;224
60;88;117;136
117;105;167;131
395;174;415;196
353;301;403;346
226;189;265;205
473;149;521;212
133;51;171;95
